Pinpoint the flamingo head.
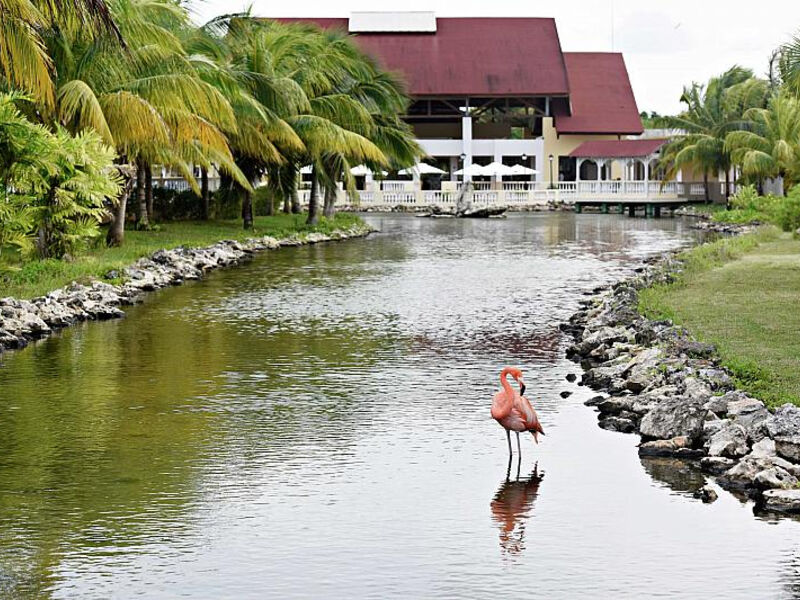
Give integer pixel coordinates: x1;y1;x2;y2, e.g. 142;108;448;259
503;366;526;396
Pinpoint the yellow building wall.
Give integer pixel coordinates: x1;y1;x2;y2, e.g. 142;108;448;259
541;117;623;184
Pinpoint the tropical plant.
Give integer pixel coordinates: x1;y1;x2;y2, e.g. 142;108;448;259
30;127;122;258
0;92;121;259
725;94;800;192
660;67;768;204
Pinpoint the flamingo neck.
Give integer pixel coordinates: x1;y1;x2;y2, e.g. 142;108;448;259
500;368;515;398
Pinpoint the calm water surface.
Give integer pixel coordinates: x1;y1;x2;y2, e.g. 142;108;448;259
0;213;799;599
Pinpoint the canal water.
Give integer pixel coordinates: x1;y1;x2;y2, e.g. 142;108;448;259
0;213;798;599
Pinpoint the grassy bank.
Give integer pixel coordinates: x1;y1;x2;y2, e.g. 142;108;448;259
639;227;800;408
0;213;364;300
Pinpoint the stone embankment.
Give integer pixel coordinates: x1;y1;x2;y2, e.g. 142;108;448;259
562;238;800;516
0;225;372;355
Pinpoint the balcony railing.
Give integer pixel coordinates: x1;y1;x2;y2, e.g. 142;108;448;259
295;179;699;209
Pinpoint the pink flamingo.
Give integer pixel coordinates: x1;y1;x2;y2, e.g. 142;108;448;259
491;366;545;456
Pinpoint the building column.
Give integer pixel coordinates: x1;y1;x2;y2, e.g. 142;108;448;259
644;160;650;198
365;170;374;191
462;116;473;182
576;158;583;183
449;156;458;182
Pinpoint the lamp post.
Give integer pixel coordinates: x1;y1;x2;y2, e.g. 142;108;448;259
548;154;555;189
521;153;529;183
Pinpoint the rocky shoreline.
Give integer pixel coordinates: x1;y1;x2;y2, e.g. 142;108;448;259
562;227;800;516
0;224;373;356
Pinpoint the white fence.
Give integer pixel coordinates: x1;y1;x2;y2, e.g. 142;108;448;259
151;176;221;193
299;181;695;209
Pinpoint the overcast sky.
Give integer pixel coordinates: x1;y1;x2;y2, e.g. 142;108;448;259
191;0;800;115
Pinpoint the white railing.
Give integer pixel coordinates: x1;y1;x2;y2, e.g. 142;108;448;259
152;176;221;192
301;179;699;210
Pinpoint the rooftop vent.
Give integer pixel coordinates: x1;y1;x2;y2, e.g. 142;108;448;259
348;11;437;33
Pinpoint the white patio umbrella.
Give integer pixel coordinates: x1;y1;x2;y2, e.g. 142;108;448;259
481;161;518;177
509;164;539;176
349;164;388;176
454;163;489;177
398;162;447;176
299;165;313;174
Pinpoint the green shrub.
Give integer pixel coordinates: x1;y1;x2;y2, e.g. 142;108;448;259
729;184;761;210
0;93;121;260
774;187;800;232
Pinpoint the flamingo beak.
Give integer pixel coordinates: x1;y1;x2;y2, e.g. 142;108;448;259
519;379;526;397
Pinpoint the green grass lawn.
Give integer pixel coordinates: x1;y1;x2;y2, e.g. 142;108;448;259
640;228;800;408
0;213;364;300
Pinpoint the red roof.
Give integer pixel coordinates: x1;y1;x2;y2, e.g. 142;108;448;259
554;53;643;135
568;139;667;159
272;18;570;97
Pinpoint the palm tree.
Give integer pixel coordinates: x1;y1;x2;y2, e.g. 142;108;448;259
44;0;246;240
725;94;800;193
661;67;768;205
0;0;120;106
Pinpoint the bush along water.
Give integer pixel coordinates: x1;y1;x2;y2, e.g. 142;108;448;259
711;184;800;231
562;227;800;516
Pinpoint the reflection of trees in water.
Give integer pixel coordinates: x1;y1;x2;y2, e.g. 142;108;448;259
490;460;544;557
639;457;707;497
0;314;226;598
0;287;396;598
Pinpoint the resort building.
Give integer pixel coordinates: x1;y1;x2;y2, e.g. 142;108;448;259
155;12;715;209
269;11;710;209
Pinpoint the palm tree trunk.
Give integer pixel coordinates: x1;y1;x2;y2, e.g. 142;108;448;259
135;158;148;229
323;185;336;218
724;169;731;209
201;167;210;220
107;171;134;247
145;163;153;223
307;172;320;225
703;172;710;203
264;188;274;216
291;189;301;213
283;192;291;213
242;188;254;229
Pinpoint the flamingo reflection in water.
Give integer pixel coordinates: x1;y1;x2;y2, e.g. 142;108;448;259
490;459;545;556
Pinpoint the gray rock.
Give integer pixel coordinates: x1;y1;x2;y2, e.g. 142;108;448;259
639;436;692;457
597;396;634;415
754;467;799;490
704;394;730;417
762;489;800;513
693;485;718;503
703;390;750;417
766;404;800;463
584;395;606;407
705;421;749;459
697;367;733;391
720;454;800;488
624;347;664;392
683;377;713;404
599;416;637;433
640;396;707;442
750;438;777;459
700;456;737;475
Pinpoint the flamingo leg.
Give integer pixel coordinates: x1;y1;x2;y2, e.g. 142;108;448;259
516;432;521;458
506;429;512;455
